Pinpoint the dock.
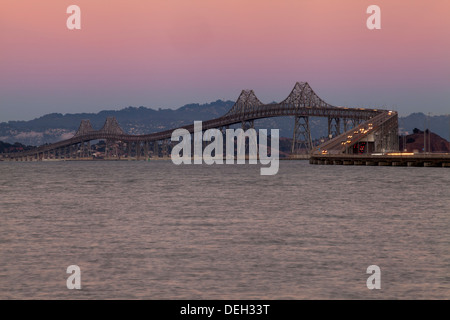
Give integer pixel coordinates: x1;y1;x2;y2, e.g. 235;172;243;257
310;153;450;167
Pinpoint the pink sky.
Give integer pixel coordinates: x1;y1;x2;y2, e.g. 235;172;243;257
1;0;449;121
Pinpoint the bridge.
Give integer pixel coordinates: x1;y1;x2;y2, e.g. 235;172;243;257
1;82;399;161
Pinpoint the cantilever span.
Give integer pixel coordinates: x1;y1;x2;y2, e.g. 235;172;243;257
1;82;397;161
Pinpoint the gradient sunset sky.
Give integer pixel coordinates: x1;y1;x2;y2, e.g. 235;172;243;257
1;0;449;121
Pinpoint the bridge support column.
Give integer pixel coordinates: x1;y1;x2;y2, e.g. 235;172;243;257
143;141;149;160
115;143;119;159
105;140;110;159
126;142;131;159
375;117;399;153
161;139;169;158
134;141;141;160
78;142;83;158
327;117;341;138
83;141;88;158
153;141;159;158
76;144;80;159
292;116;312;154
87;141;91;158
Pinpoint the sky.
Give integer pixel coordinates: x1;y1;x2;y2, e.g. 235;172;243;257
1;0;449;122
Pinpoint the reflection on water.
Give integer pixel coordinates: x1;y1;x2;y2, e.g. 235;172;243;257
0;161;449;299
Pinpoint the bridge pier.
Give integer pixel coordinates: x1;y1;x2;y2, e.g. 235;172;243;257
143;141;148;159
136;142;141;160
80;141;85;158
327;117;341;138
71;144;76;159
89;141;92;158
126;141;131;159
161;139;170;158
153;141;159;158
105;140;109;159
292;116;312;155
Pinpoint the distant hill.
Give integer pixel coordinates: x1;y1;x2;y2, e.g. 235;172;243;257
1;101;449;147
399;128;450;153
399;113;450;141
0;100;233;145
0;141;33;153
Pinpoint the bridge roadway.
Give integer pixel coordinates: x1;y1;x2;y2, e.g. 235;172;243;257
311;110;398;155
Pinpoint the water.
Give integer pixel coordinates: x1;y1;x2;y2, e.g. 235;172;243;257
0;160;449;299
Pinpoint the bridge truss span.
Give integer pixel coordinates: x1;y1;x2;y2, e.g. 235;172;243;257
1;82;396;161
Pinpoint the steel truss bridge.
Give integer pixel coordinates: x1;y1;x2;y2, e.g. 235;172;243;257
1;82;399;161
